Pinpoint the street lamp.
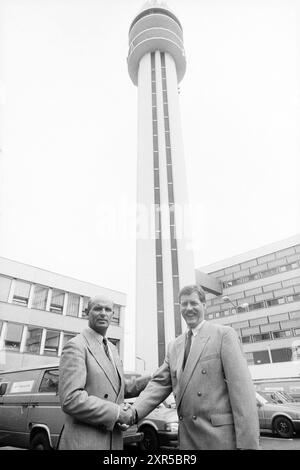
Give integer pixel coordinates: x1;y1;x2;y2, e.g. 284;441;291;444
136;356;146;372
222;295;249;311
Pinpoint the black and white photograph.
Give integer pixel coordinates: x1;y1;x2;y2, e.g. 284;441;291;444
0;0;300;455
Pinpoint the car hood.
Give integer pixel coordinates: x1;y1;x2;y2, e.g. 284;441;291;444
148;407;178;422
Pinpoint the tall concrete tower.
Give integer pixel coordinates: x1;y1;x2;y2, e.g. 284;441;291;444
128;1;195;373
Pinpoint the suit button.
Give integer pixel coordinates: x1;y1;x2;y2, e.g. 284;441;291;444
179;416;183;421
192;416;197;420
197;392;202;396
104;394;108;399
201;370;207;374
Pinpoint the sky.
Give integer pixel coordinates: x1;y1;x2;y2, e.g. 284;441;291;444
1;0;300;370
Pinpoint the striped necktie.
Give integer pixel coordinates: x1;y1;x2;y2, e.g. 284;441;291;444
182;329;193;370
102;337;111;362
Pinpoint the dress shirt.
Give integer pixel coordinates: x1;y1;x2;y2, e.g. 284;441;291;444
187;319;206;346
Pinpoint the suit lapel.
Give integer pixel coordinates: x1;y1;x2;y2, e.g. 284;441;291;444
177;328;210;407
82;329;120;394
175;335;186;379
110;344;123;400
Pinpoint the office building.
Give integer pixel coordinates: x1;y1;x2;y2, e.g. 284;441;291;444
0;256;126;371
198;234;300;365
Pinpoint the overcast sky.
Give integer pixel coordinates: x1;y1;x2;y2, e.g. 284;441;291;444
1;0;300;369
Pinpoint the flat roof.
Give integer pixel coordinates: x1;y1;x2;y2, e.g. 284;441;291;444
198;233;300;273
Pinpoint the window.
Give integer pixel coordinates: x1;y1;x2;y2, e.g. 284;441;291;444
244;352;254;365
252;333;271;342
4;323;23;351
39;369;59;393
237;305;248;313
261;268;278;278
62;332;76;348
266;298;285;307
156;257;163;283
112;304;121;325
241;336;251;343
66;293;80;317
50;289;65;314
253;350;271;365
0;276;11;302
272;330;292;339
271;347;292;363
44;330;60;356
24;326;43;354
82;296;89;318
154;169;160;188
12;280;31;306
248;301;265;311
31;285;48;310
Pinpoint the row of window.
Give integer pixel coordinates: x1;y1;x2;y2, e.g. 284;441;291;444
151;52;166;368
160;52;181;338
231;310;300;344
244;347;295;365
206;292;300;320
222;259;300;288
240;327;299;344
0;275;121;324
0;321;120;357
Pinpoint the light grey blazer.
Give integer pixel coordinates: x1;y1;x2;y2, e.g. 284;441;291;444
58;327;149;450
133;322;260;450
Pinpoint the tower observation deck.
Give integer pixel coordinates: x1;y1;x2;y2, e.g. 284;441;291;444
128;3;186;85
128;2;195;372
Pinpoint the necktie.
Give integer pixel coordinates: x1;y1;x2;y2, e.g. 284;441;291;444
182;330;193;370
102;337;111;362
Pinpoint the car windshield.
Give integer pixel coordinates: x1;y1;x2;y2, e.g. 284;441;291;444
265;390;296;403
256;391;278;404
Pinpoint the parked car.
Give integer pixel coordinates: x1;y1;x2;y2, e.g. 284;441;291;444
260;390;298;404
256;390;300;438
126;394;178;451
0;364;143;450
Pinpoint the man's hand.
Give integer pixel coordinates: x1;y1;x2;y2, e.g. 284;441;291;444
115;403;135;431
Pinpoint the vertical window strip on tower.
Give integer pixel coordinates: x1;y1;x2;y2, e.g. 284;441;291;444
160;52;181;337
151;52;166;365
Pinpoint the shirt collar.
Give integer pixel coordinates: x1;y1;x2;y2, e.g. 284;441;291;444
187;319;206;337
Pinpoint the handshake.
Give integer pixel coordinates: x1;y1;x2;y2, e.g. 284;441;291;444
116;402;137;431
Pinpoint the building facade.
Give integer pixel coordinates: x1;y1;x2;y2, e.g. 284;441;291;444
128;2;195;373
198;235;300;365
0;257;126;371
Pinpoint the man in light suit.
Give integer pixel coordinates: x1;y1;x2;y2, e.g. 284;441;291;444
58;294;149;450
130;285;260;450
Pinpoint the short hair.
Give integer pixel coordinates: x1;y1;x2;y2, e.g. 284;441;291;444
179;285;206;304
86;295;113;315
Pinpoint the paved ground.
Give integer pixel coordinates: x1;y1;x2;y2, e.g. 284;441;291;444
1;435;300;451
260;433;300;450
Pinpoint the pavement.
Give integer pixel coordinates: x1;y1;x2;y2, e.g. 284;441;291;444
1;435;300;451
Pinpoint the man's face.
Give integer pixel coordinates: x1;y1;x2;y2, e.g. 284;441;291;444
180;291;205;329
88;296;114;336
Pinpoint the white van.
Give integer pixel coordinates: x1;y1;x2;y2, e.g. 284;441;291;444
0;364;142;450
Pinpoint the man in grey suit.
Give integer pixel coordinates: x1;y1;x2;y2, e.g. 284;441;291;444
58;294;149;450
128;285;260;450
